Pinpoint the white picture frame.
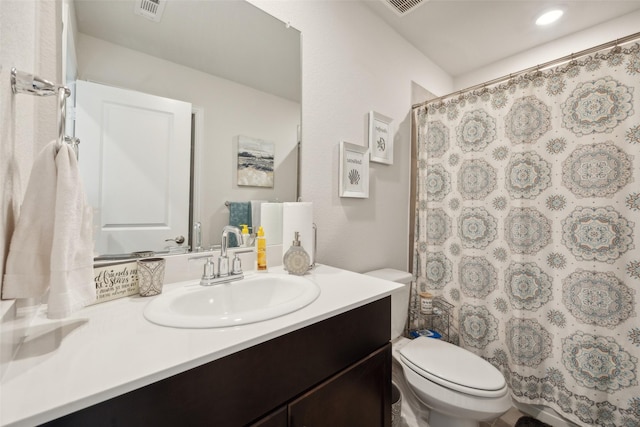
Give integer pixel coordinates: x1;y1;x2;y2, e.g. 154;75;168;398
339;141;369;198
368;111;394;165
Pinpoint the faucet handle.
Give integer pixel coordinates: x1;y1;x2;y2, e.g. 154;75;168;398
200;257;218;286
231;254;242;275
218;255;229;277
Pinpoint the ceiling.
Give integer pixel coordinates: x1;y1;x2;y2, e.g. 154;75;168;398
73;0;640;98
362;0;640;78
73;0;301;102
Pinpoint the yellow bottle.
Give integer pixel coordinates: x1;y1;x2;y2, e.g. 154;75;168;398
256;226;267;271
240;224;250;247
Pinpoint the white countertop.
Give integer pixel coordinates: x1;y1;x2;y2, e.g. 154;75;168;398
0;265;402;427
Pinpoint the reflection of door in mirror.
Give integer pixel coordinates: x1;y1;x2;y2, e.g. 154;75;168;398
76;81;192;255
69;0;302;255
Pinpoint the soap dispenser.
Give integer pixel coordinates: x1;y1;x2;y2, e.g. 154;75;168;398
283;232;310;276
240;224;250;247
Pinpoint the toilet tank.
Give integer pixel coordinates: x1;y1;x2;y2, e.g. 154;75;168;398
364;269;413;340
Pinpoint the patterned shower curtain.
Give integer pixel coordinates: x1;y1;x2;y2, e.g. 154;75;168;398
414;42;640;426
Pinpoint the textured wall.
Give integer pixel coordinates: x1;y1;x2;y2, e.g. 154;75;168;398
0;0;60;377
1;0;59;285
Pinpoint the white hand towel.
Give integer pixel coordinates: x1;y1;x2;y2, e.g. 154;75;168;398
2;141;96;318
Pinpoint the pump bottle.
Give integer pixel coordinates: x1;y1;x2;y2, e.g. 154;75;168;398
256;226;267;271
240;224;250;247
283;231;310;276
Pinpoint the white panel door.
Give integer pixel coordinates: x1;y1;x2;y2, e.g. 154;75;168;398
75;80;192;255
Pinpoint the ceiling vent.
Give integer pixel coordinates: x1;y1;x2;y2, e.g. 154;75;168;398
382;0;427;16
134;0;166;22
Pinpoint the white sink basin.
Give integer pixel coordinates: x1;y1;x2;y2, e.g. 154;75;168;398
143;273;320;328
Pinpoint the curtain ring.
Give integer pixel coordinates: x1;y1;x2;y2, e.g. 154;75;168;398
532;66;542;78
612;40;622;54
569;58;578;67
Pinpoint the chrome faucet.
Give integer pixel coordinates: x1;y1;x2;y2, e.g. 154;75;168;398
221;225;243;256
219;226;244;276
192;226;250;286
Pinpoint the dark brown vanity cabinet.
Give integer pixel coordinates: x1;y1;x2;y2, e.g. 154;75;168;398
251;343;390;427
287;344;390;427
43;297;391;427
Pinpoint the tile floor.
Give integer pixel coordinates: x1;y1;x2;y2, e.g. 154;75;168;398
481;407;529;427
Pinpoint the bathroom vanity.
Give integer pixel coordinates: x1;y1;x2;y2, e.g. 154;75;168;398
0;265;401;426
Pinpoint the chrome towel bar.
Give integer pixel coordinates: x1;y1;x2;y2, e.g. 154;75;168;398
10;67;79;158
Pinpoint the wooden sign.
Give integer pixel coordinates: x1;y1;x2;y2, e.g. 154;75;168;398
90;261;139;304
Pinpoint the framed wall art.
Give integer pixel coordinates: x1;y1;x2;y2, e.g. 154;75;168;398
368;111;393;165
237;135;275;187
339;141;369;198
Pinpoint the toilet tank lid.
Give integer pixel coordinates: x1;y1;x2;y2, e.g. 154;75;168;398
364;268;414;284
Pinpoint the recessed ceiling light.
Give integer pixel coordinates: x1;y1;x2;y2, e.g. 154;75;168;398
536;9;564;26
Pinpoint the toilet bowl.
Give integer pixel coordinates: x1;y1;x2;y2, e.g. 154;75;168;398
364;269;511;427
396;336;511;427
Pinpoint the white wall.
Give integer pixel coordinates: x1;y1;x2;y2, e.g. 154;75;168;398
0;0;60;378
1;2;60;282
250;0;452;273
76;34;301;247
454;9;640;90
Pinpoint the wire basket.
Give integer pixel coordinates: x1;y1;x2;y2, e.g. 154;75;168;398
408;295;456;344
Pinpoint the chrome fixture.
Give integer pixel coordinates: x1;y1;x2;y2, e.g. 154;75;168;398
192;222;202;252
200;257;220;286
219;226;243;277
311;222;317;269
231;253;243;275
198;248;253;286
165;235;185;245
10;67;78;159
191;226;253;286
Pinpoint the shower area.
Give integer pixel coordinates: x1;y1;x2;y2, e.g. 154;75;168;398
412;37;640;426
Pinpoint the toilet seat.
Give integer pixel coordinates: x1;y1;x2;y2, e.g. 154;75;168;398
398;337;507;399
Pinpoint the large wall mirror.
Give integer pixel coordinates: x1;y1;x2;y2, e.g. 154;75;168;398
64;0;301;257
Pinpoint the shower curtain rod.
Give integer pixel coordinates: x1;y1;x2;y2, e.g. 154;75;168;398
412;30;640;110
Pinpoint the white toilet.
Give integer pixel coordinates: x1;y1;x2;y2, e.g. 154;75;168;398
365;269;512;427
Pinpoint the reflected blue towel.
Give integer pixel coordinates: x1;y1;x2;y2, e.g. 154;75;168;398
228;202;251;247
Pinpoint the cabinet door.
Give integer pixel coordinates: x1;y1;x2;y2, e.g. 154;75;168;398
250;406;288;427
288;344;391;427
